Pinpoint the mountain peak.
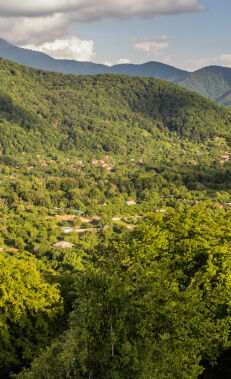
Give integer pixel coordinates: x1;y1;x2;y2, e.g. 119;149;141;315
0;37;231;107
0;37;187;81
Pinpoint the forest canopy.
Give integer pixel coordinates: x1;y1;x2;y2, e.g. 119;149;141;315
0;58;231;377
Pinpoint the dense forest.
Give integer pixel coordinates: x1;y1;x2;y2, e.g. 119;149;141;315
180;66;231;107
3;38;231;109
1;58;231;377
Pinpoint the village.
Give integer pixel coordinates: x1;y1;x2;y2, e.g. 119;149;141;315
0;141;231;255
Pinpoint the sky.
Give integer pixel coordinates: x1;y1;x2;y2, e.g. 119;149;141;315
0;0;230;71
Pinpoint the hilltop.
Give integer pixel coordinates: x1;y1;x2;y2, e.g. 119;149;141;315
0;56;231;157
2;38;231;107
0;38;187;81
180;66;231;107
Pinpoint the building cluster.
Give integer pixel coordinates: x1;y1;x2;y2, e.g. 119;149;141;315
90;158;113;171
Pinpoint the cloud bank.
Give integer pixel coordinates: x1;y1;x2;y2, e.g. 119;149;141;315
186;54;231;71
23;37;95;61
132;37;169;57
0;1;205;20
0;0;204;61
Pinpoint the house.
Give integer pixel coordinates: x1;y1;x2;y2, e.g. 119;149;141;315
214;203;223;208
91;159;98;164
53;241;75;248
61;227;73;233
221;154;229;159
41;162;48;167
10;174;17;179
26;166;33;170
125;200;136;206
226;203;231;207
72;209;84;214
155;209;166;213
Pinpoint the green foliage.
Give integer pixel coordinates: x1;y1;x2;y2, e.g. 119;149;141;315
0;58;231;377
0;252;63;373
18;207;231;378
180;66;231;107
0;57;231;157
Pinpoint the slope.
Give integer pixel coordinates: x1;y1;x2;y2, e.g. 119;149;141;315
179;66;231;107
3;38;231;108
0;38;187;81
0;57;231;157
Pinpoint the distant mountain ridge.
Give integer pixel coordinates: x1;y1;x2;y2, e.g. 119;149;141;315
179;66;231;107
0;38;187;82
1;38;231;106
1;55;231;157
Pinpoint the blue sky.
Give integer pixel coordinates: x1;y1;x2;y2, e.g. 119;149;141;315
72;0;231;70
0;0;230;71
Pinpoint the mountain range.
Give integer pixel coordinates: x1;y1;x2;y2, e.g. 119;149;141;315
1;38;231;107
1;54;231;379
0;55;230;157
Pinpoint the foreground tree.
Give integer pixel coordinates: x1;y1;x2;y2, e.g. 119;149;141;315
0;252;63;375
18;207;231;378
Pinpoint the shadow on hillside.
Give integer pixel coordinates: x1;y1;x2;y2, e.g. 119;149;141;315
0;91;39;129
180;165;231;191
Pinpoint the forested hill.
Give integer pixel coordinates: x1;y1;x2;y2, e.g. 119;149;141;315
1;57;231;156
180;66;231;107
3;58;231;379
2;38;231;108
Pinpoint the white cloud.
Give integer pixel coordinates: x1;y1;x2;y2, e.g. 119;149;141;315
216;54;231;67
133;40;169;56
186;54;231;71
104;61;113;66
0;1;205;63
0;1;205;47
0;14;70;45
117;58;131;64
0;1;206;20
23;37;95;61
131;37;170;58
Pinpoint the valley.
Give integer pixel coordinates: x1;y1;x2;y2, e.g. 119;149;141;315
1;58;231;378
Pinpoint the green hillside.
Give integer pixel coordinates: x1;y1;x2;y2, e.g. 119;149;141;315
3;38;231;109
179;66;231;107
2;58;231;377
1;57;231;157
